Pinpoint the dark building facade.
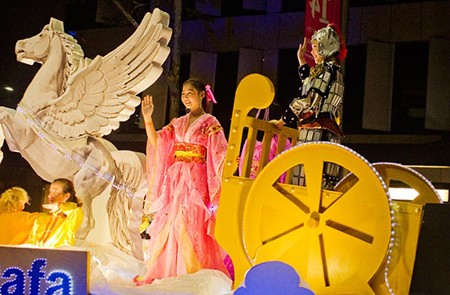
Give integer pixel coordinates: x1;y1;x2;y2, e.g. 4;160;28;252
0;0;448;206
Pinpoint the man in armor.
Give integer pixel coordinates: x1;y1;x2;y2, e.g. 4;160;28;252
272;24;347;189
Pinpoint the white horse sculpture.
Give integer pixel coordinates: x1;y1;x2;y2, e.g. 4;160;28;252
0;8;172;259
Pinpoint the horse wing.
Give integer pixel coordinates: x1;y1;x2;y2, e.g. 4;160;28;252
34;8;172;139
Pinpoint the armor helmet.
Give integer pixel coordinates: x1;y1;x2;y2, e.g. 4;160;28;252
311;26;341;58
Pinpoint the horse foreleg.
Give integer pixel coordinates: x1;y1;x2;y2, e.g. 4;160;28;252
72;139;115;240
76;196;95;239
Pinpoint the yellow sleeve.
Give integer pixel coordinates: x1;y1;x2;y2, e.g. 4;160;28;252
26;202;83;248
0;212;39;245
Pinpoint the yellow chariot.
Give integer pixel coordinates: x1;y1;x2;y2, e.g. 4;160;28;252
215;74;444;294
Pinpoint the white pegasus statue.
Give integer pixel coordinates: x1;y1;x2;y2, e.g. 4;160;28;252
0;8;172;259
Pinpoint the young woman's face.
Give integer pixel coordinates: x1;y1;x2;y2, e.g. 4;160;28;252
48;182;70;204
181;83;204;111
311;40;325;64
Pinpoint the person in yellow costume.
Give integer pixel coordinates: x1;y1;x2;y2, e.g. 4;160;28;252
27;178;83;248
0;187;39;244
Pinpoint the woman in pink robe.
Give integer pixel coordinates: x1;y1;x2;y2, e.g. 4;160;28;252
134;78;230;285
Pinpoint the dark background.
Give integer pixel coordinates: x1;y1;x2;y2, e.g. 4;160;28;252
0;0;448;210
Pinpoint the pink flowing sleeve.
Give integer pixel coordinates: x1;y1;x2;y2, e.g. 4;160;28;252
268;134;292;162
268;134;292;182
144;121;175;214
205;119;228;235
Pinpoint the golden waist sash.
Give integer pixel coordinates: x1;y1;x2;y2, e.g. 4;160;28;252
174;142;206;164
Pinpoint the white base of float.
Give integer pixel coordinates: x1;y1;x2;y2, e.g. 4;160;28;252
77;240;233;295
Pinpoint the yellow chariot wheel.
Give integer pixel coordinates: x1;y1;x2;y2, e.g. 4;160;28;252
242;142;394;294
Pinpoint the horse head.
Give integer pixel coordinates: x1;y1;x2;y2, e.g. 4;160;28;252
16;18;85;107
15;19;62;65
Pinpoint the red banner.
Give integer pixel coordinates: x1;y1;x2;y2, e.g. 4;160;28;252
304;0;341;66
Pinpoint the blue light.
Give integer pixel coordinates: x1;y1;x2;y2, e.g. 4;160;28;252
1;258;75;295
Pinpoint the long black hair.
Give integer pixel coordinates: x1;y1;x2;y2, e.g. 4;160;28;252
183;77;210;112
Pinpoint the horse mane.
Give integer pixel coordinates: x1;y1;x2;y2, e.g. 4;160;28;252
61;33;85;76
50;19;86;93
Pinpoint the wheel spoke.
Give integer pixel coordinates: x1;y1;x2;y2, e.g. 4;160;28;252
318;234;330;287
325;220;374;244
252;185;308;244
324;175;385;217
303;157;324;212
262;222;305;245
273;183;310;214
322;175;389;245
254;226;308;262
305;233;329;286
256;185;307;216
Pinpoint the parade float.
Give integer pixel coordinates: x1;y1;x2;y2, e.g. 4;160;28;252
0;7;448;295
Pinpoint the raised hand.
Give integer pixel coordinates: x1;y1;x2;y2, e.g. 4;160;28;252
270;118;285;130
142;95;154;122
297;37;307;66
141;95;157;146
